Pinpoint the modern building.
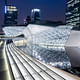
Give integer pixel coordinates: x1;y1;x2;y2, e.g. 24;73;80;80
4;5;18;26
31;9;41;21
66;0;80;27
2;24;80;80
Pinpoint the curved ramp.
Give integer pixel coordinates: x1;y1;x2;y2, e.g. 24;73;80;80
6;43;80;80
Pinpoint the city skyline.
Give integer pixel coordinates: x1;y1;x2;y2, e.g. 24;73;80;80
0;0;66;27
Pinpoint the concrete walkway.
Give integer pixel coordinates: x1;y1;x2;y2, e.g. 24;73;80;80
0;41;10;80
6;43;80;80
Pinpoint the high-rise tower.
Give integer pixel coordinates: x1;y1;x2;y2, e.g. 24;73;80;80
4;0;18;26
31;9;41;21
66;0;80;27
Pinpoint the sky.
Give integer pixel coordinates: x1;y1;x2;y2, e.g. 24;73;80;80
0;0;66;27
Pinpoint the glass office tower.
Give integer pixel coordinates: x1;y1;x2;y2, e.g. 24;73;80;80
31;9;41;21
4;5;18;26
66;0;80;27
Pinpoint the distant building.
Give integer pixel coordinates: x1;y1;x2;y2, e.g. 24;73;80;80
4;5;18;26
24;16;31;25
66;0;80;27
31;9;41;21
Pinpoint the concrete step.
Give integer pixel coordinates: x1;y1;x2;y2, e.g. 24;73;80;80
6;43;80;80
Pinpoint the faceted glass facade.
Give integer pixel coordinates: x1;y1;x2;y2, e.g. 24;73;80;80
23;24;72;69
3;24;73;69
66;0;80;27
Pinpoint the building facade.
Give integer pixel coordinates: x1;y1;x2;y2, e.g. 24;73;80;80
4;5;18;26
31;9;41;21
66;0;80;27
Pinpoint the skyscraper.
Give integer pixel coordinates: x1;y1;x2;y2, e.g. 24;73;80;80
66;0;80;27
31;9;41;21
4;5;18;26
